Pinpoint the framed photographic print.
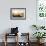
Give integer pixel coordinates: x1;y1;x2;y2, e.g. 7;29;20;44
37;0;46;19
10;8;26;20
36;0;46;26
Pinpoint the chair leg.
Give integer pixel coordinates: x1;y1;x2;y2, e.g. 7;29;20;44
4;33;7;46
4;41;7;46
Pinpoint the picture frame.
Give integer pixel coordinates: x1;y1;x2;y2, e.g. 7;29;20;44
36;0;46;26
10;8;26;20
36;0;46;19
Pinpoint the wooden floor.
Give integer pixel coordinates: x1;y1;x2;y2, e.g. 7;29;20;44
0;42;46;46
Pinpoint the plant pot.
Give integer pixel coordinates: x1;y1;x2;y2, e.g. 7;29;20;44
37;39;40;43
37;39;45;44
40;38;45;43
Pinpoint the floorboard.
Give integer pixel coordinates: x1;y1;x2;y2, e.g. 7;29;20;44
0;42;46;46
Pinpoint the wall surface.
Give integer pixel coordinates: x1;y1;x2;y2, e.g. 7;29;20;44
0;0;37;42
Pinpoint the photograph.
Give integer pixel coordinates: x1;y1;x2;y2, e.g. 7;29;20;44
10;8;26;20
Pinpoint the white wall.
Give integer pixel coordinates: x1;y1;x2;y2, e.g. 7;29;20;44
0;0;37;42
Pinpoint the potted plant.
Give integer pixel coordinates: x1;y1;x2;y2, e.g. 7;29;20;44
33;32;46;43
